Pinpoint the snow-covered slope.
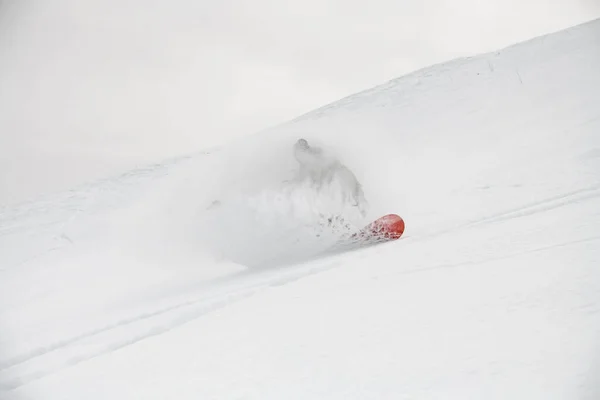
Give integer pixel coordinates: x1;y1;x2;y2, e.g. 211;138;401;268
1;18;600;399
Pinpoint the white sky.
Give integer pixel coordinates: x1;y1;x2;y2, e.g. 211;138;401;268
0;0;599;205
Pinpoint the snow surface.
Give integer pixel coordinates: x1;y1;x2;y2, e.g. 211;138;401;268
1;18;600;399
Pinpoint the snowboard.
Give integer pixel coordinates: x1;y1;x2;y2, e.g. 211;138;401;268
325;213;405;255
352;213;405;241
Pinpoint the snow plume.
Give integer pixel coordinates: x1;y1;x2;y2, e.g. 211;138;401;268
196;138;369;268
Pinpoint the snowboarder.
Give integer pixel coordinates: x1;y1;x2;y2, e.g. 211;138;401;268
293;138;367;216
293;138;333;180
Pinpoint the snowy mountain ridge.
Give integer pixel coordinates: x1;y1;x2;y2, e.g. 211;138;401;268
288;16;599;124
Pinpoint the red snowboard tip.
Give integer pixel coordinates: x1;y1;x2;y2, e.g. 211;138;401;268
366;214;405;240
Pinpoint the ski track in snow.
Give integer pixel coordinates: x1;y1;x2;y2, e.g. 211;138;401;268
0;256;345;389
397;183;600;245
